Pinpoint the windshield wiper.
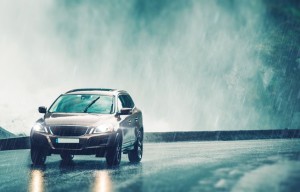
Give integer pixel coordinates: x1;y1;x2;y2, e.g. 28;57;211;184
83;96;100;112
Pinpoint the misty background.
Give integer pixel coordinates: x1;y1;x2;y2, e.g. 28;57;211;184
0;0;299;135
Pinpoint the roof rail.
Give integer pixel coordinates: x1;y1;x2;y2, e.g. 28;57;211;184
66;88;116;93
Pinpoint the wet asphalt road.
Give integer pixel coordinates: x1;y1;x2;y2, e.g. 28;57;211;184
1;139;300;192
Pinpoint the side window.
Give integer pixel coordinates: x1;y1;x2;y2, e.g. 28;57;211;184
117;94;135;110
125;95;134;108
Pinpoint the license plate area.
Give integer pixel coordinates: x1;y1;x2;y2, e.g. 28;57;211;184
56;138;79;143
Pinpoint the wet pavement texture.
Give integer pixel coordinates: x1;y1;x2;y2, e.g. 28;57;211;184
1;139;300;192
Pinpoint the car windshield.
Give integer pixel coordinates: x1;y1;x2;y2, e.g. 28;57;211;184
48;94;114;114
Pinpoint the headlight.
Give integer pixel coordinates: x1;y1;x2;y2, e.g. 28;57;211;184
94;123;114;133
32;123;47;133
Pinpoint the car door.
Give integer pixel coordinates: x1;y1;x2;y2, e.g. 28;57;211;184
117;94;135;146
124;94;137;143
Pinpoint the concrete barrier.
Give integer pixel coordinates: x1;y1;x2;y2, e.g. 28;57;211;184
144;129;300;142
1;129;300;151
0;136;30;150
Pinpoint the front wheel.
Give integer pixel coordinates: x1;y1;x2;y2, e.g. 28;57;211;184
106;134;122;166
128;129;143;163
31;148;47;165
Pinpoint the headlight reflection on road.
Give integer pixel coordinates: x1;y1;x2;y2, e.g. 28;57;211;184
29;169;44;192
93;171;112;192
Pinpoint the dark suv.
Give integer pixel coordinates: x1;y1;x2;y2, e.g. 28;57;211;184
30;88;144;166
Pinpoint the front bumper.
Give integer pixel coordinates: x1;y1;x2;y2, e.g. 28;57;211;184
30;131;117;157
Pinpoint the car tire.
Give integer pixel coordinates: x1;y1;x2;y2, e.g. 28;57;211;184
106;134;122;166
128;129;143;163
60;153;74;161
31;148;46;165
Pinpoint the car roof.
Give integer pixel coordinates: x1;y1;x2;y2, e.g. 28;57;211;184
64;88;128;96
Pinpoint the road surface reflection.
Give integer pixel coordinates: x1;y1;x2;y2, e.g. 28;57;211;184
29;163;114;192
93;171;112;192
29;169;44;192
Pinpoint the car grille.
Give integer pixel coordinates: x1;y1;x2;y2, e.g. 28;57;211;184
49;126;88;136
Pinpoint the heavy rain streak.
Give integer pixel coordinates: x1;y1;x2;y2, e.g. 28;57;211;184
0;0;299;134
1;1;300;192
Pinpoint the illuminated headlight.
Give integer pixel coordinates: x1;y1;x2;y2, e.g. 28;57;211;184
94;124;114;133
32;123;47;133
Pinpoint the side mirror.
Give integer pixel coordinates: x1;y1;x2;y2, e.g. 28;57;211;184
38;106;47;114
117;108;132;116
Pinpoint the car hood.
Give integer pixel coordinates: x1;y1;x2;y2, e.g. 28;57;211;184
43;113;116;127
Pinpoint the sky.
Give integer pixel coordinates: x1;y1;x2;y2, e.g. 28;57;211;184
0;0;299;134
